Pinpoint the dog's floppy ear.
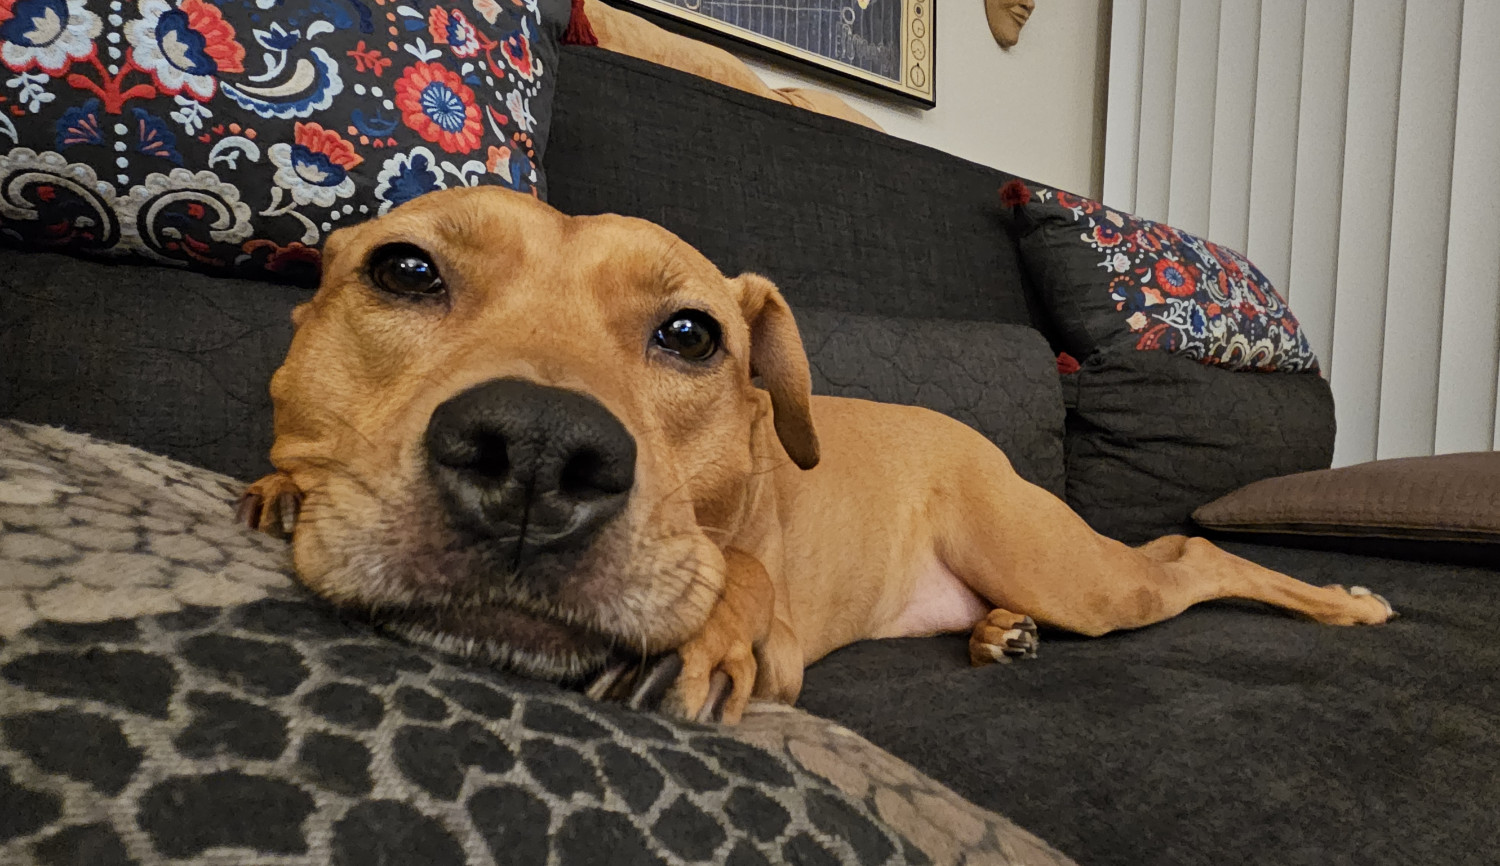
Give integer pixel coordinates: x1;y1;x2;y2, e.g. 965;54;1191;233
736;273;820;470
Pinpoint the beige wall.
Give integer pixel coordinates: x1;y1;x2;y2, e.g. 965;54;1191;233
738;0;1110;197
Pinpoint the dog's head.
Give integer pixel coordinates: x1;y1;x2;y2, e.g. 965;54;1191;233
269;187;818;679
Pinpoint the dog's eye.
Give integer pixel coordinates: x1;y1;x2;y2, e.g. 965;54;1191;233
368;244;444;297
653;310;721;362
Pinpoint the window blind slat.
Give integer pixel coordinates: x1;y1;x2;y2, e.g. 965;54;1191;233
1103;0;1148;211
1165;0;1222;236
1376;0;1463;459
1284;0;1353;370
1132;0;1183;222
1435;0;1500;454
1329;0;1406;466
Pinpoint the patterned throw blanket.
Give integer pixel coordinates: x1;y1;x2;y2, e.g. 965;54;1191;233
0;420;1073;866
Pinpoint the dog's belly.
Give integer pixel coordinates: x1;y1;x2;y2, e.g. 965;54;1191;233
872;555;991;639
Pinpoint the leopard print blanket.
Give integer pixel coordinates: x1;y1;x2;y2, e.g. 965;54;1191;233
0;420;1074;866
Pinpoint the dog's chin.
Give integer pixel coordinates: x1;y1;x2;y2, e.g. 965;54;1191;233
372;603;622;682
295;499;722;683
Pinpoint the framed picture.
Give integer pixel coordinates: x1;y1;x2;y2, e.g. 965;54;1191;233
613;0;935;107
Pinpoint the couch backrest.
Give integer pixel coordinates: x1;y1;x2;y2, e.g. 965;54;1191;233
0;251;301;480
547;47;1045;329
1;48;1066;487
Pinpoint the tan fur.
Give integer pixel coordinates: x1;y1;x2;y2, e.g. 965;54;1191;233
244;188;1394;723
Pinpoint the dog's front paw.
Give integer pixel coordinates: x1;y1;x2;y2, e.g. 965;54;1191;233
969;609;1040;666
660;628;758;724
236;473;303;539
584;632;757;725
585;547;772;724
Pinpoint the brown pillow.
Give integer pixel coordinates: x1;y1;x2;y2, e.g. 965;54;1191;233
1193;452;1500;547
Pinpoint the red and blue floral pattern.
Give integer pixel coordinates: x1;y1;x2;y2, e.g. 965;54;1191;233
1004;181;1319;374
0;0;558;284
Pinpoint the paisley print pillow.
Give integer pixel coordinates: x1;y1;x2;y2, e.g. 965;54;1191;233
1000;180;1319;374
0;0;567;285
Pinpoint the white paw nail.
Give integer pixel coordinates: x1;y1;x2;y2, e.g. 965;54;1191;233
1351;586;1396;617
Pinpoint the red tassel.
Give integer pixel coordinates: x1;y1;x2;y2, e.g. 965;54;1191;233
564;0;598;46
1056;352;1081;375
999;179;1031;208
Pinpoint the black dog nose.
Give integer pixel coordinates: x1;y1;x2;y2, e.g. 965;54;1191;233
425;379;636;554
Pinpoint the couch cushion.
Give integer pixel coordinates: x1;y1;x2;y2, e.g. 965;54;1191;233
1062;350;1336;543
0;420;1078;866
799;541;1500;866
0;250;302;480
546;46;1043;327
796;310;1066;496
0;0;567;284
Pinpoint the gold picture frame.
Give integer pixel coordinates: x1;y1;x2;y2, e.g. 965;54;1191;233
613;0;935;107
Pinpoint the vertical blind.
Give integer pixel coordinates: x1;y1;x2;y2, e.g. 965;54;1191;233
1103;0;1500;466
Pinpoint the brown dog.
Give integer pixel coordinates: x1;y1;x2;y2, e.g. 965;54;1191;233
239;187;1394;723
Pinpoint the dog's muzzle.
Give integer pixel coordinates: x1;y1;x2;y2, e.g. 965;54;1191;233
425;378;636;563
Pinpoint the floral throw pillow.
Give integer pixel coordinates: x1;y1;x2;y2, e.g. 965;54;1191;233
1000;180;1319;374
0;0;566;285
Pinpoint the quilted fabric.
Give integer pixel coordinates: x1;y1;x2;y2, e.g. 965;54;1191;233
0;420;1078;866
1001;182;1317;373
0;250;304;481
0;0;567;285
0;252;1072;498
795;310;1066;497
799;541;1500;866
545;46;1039;326
1061;349;1336;543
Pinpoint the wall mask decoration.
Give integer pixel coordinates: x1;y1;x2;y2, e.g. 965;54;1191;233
985;0;1035;49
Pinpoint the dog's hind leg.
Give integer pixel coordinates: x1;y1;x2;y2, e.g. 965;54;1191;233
934;446;1395;649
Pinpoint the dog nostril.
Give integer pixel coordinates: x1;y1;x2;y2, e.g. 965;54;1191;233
559;448;609;498
433;429;510;481
468;432;510;480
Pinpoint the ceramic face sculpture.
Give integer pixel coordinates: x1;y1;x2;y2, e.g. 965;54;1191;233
985;0;1035;49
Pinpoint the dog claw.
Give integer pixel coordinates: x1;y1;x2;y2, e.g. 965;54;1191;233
1350;586;1399;621
234;493;264;530
1000;616;1040;659
696;670;732;724
238;474;303;539
1001;631;1038;657
584;653;736;722
276;492;301;536
584;660;634;702
626;653;683;711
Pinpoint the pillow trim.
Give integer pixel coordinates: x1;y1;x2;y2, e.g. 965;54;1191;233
1194;521;1500;545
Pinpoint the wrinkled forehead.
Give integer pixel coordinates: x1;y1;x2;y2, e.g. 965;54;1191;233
322;188;732;305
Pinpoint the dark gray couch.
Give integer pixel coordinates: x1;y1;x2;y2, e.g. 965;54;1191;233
4;45;1498;866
